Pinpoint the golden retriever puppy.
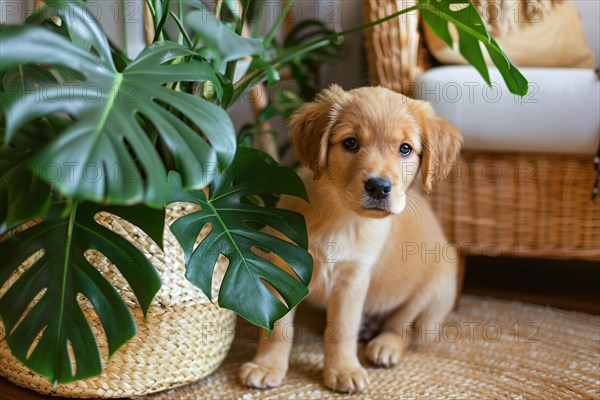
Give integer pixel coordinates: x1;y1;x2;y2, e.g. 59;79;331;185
240;85;463;393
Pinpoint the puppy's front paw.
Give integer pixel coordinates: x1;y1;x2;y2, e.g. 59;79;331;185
366;331;406;367
324;364;369;393
240;361;287;389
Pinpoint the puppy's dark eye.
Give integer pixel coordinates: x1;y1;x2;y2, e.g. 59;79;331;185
399;143;412;156
343;138;359;150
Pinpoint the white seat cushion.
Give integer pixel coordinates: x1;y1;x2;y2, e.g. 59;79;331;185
415;66;600;154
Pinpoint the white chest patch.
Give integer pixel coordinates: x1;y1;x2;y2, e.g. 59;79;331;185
306;216;392;306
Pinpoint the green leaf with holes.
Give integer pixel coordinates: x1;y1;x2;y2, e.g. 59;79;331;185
0;202;163;384
0;1;235;208
167;147;313;331
418;0;528;96
0;117;60;234
0;66;64;233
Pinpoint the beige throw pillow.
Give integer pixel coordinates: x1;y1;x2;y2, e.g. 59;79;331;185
423;0;595;68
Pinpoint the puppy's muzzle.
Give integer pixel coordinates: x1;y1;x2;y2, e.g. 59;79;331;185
364;177;392;200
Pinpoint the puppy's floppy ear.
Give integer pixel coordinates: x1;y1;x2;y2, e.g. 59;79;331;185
414;102;463;193
288;84;348;179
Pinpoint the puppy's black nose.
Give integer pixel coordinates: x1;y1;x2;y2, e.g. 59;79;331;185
365;177;392;200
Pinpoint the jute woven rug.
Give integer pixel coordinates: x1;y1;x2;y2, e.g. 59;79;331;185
142;295;600;399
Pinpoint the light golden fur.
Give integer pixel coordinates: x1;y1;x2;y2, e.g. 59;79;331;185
240;85;463;393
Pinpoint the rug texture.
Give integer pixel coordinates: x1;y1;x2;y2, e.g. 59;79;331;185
142;295;600;400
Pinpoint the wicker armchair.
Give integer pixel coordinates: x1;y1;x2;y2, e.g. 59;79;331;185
364;1;600;269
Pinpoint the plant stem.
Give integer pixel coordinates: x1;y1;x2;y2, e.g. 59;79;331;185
122;0;129;56
225;0;252;82
263;0;293;49
251;1;262;38
226;4;418;108
177;0;184;45
153;0;164;41
214;0;224;19
192;36;201;50
153;0;171;42
145;0;156;18
54;201;78;386
169;10;193;48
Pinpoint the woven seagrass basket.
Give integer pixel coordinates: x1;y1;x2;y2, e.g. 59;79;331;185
0;204;236;398
364;0;600;261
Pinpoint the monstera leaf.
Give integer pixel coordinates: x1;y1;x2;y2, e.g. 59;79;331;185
418;0;528;96
0;1;236;208
168;148;313;331
0;64;66;232
0;202;163;384
0;118;54;234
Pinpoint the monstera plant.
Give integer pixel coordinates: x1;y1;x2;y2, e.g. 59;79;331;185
0;0;527;385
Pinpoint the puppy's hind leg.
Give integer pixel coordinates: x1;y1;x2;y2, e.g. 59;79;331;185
365;295;426;368
367;273;457;368
413;280;456;348
240;308;296;389
367;259;457;367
